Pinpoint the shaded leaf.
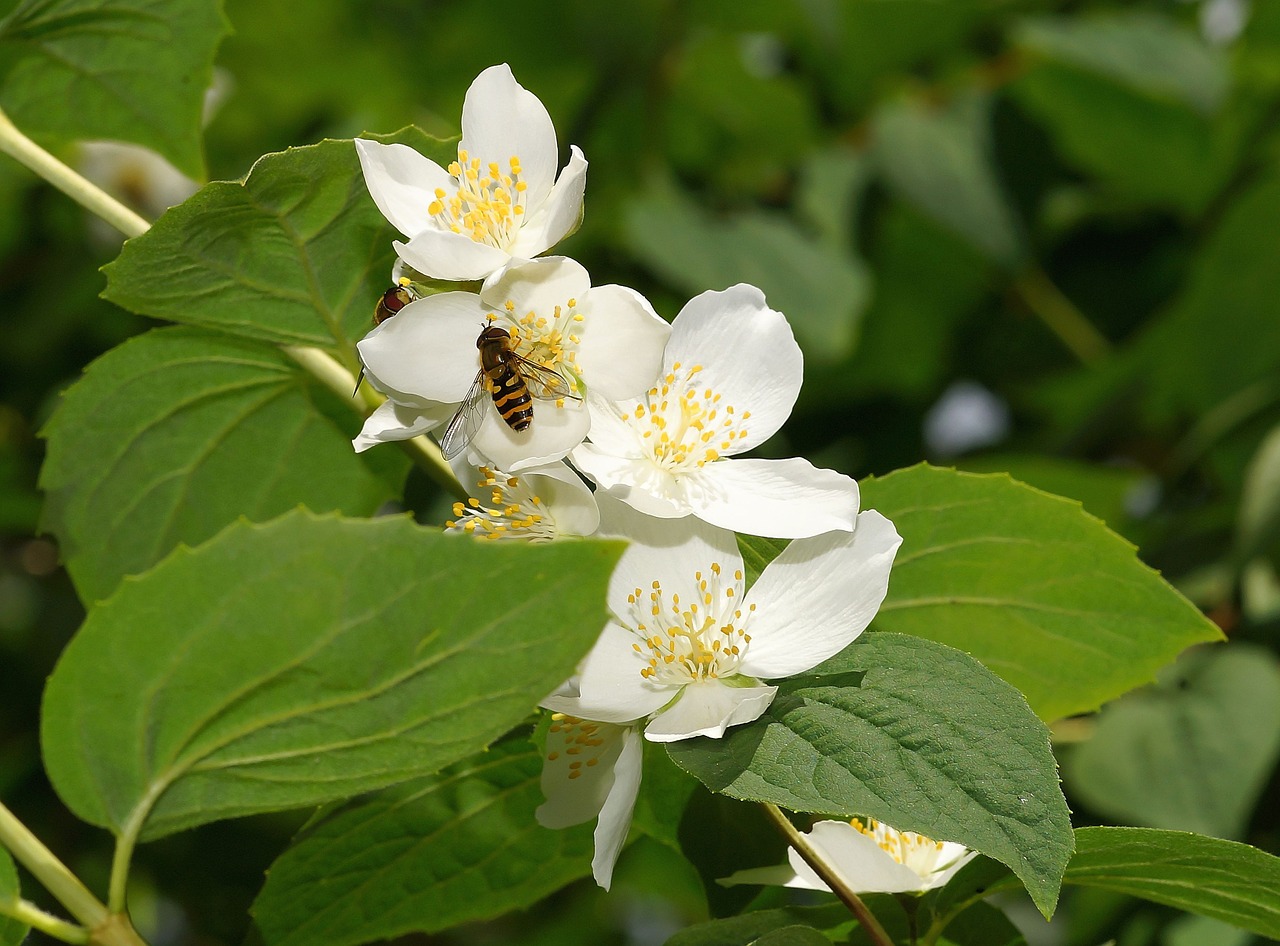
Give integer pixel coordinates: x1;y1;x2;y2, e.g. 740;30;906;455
41;511;623;841
0;847;27;946
40;327;406;604
665;904;858;946
861;465;1222;720
667;632;1072;916
1238;423;1280;563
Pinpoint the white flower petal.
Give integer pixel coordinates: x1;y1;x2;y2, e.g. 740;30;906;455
643;681;778;743
797;821;936;894
737;510;902;680
688;457;860;539
471;398;590;472
717;864;814;890
523;462;600;537
579;392;643;458
394;230;511;282
577;622;678;721
511;145;588;257
575;284;671;400
665;284;803;452
460;63;558;208
592;726;643;891
571;444;690;519
354;138;453;237
929;844;979;889
479;255;590;318
357;292;483;403
352;399;450;453
535;718;631;829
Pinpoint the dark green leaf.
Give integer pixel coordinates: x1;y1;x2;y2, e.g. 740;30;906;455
0;847;27;946
861;465;1222;720
665;905;857;946
41;511;623;842
667;633;1072;916
631;739;698;851
677;788;787;918
750;927;833;946
937;902;1027;946
1067;827;1280;940
1238;423;1280;563
1064;644;1280;839
871;92;1023;268
251;739;594;946
0;0;227;177
101;130;455;350
736;534;788;589
40;327;406;604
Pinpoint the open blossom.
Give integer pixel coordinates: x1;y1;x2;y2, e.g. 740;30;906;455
556;494;901;743
445;460;599;541
571;284;860;538
355;64;587;282
721;818;976;894
353;256;670;471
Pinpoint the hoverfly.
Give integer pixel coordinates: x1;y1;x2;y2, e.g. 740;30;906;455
439;325;580;461
354;279;420;395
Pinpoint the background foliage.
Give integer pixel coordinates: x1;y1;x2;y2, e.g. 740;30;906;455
2;0;1279;944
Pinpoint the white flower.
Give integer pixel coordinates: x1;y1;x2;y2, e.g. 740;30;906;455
561;494;901;743
571;284;860;538
535;701;644;892
721;818;976;895
355;63;587;282
445;460;599;540
353;256;670;471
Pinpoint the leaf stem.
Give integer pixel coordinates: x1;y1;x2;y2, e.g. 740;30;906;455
761;803;896;946
1012;266;1111;365
2;897;91;945
0;107;149;239
0;800;107;930
282;345;466;500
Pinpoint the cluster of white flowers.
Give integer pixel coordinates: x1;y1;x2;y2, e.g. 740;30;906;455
355;64;961;894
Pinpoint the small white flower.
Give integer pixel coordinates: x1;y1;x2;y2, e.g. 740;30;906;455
353;256;670;471
722;818;976;895
445;460;599;541
571;284;859;538
535;702;644;892
561;494;901;743
355;64;587;282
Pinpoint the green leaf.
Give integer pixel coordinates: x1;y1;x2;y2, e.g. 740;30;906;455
39;326;407;604
1064;644;1280;839
667;632;1073;917
622;183;869;363
101;129;456;350
665;905;858;946
677;788;787;918
736;534;788;589
750;928;833;946
0;0;228;177
0;847;27;946
1238;423;1280;563
1067;827;1280;940
40;511;623;842
937;902;1028;946
870;92;1023;268
251;739;594;946
630;739;698;851
861;465;1222;720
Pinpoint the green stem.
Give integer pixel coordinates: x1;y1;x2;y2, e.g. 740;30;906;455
0;107;149;239
1012;266;1111;365
2;898;91;945
762;804;896;946
0;801;106;930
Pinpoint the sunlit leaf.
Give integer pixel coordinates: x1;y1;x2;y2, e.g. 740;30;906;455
41;511;623;842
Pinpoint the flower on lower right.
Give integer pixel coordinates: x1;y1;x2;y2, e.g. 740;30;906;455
721;818;976;895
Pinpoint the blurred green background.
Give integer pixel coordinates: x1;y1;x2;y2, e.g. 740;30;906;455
3;0;1280;943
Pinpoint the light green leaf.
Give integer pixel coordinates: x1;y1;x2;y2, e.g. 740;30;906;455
861;465;1222;720
1064;644;1280;839
39;326;406;604
41;511;623;842
667;632;1073;917
0;0;228;177
623;184;869;363
736;534;788;589
251;739;594;946
0;847;27;946
101;129;455;350
870;92;1024;268
795;146;867;251
1238;423;1280;562
1066;827;1280;940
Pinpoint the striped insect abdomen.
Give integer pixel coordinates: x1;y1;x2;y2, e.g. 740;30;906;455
479;332;534;432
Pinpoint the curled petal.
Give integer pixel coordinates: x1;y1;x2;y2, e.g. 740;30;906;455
461;63;558;207
512;145;588;258
535;718;633;829
591;726;643;891
643;681;778;743
394;230;511;282
352;399;450;453
523;462;600;537
689;457;860;539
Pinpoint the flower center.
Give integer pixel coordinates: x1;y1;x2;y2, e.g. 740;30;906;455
625;363;751;472
849;818;947;877
428;148;529;249
489;296;584;392
446;466;557;541
545;715;609;780
618;563;756;685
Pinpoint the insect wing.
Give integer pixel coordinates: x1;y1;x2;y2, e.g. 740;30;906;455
439;372;489;461
511;353;577;401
